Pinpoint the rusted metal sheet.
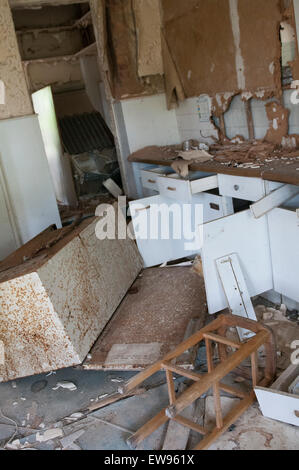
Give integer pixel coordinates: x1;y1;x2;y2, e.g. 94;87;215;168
83;266;208;371
0;217;143;382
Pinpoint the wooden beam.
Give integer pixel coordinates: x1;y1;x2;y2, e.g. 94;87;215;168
166;330;269;419
203;332;241;349
244;99;255;141
194;380;270;450
173;415;206;435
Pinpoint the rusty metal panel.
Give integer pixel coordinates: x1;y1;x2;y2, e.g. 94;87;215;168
0;218;143;382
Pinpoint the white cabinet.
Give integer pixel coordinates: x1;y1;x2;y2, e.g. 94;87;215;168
268;208;299;303
130;192;233;268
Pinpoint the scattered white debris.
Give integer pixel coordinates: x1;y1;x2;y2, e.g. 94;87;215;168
20;397;26;401
36;428;63;442
39;423;45;429
111;378;124;383
86;354;92;360
52;381;77;391
103;178;123;198
46;371;56;377
12;402;18;406
65;412;84;422
98;393;109;400
6;439;21;450
60;429;86;449
11;382;17;389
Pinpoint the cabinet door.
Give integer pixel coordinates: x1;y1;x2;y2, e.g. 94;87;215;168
129;195;204;267
129;193;230;268
0;179;17;260
201;209;273;314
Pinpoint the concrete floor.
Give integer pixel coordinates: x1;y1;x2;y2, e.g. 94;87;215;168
0;365;298;450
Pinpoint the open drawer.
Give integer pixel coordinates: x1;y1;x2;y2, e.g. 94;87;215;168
140;166;175;191
157;172;218;202
255;364;299;426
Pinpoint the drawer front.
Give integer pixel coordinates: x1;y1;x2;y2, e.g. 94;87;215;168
140;170;161;191
190;174;218;195
194;193;229;223
218;174;266;201
157;175;192;201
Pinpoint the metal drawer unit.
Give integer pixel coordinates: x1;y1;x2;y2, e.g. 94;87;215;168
140;166;174;192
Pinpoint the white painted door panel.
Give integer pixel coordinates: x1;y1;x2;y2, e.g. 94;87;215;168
0;115;61;245
0;179;17;260
268;208;299;303
201;209;273;314
255;387;299;427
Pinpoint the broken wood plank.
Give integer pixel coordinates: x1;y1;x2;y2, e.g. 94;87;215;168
86;388;147;413
250;184;299;219
215;253;257;340
162;407;196;450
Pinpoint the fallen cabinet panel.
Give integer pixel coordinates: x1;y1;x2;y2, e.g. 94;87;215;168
268;208;299;303
0;217;143;382
255;364;299;427
201;209;273;314
83;267;208;370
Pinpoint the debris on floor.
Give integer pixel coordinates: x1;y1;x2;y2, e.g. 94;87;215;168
83;266;208;371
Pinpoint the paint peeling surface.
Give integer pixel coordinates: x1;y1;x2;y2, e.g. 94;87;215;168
0;0;33;119
0;218;143;382
161;0;282;99
133;0;164;77
264;101;289;145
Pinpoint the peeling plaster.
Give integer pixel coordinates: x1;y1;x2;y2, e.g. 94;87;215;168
0;0;33;119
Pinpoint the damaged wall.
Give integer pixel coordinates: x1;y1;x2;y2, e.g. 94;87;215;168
0;0;33;120
161;0;282;109
24;58;84;94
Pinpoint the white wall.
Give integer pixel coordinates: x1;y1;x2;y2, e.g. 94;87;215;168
114;93;180;198
121;93;180;153
175;97;218;144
